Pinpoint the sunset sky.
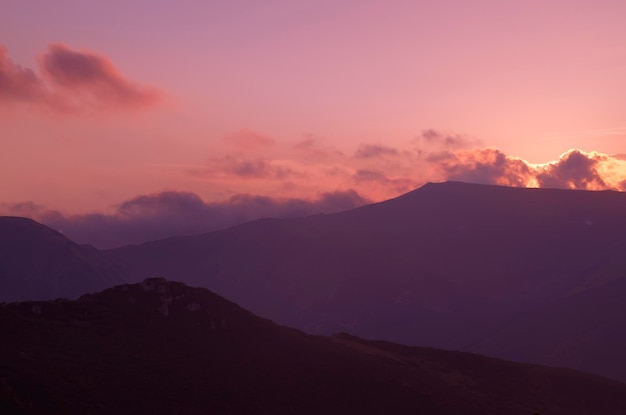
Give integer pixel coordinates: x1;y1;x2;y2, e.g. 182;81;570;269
1;0;625;246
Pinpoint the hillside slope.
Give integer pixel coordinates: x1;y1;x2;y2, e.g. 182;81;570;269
2;278;626;414
471;274;626;381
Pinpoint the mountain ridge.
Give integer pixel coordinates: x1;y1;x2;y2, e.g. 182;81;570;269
2;277;626;414
0;216;124;302
102;181;626;381
4;181;626;383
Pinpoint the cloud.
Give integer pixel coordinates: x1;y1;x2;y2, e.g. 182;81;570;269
117;192;207;217
536;150;607;190
11;144;623;251
0;45;44;103
190;127;626;206
353;169;389;182
294;136;345;161
433;148;626;191
4;120;625;249
415;129;478;152
354;144;399;159
313;189;370;212
190;155;298;180
435;148;535;187
0;201;45;216
0;43;161;112
352;169;415;195
40;43;161;109
5;190;370;249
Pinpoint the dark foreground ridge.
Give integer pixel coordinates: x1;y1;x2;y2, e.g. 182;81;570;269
2;278;626;414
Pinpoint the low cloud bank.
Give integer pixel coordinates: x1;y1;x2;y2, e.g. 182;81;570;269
2;190;370;249
2;125;625;248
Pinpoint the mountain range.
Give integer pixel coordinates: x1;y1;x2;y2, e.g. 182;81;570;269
2;278;626;414
2;181;626;384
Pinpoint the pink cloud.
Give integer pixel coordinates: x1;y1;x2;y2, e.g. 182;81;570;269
294;136;345;161
0;45;44;103
0;43;162;113
414;129;479;152
352;169;415;195
354;144;399;159
191;155;298;180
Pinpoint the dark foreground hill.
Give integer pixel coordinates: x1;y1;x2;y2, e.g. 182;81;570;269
0;217;124;302
105;182;626;380
2;278;626;415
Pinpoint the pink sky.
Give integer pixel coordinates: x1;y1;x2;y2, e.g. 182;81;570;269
1;0;626;217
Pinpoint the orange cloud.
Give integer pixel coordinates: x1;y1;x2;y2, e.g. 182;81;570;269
434;148;626;191
0;43;162;113
536;150;607;190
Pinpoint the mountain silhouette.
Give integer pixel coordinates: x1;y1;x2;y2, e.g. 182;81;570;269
2;278;626;414
104;182;626;378
5;182;626;383
0;217;124;302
